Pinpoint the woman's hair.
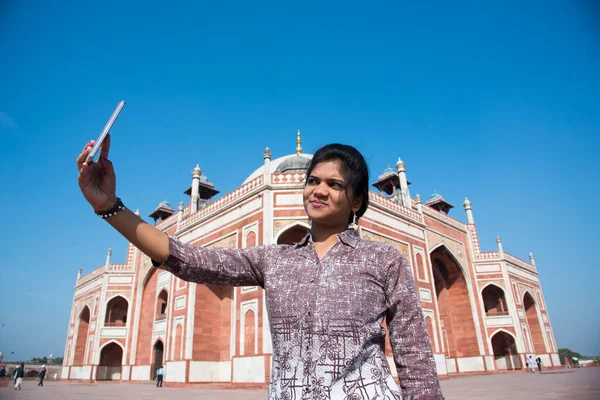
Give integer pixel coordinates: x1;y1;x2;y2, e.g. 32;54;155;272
305;144;369;224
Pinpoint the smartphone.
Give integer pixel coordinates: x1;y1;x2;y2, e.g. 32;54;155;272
86;100;126;163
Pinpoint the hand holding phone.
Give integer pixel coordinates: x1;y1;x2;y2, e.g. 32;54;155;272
86;100;126;164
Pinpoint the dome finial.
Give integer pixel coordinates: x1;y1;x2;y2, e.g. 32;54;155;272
296;129;302;154
263;146;272;160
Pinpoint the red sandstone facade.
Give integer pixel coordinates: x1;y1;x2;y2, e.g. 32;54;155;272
62;145;559;384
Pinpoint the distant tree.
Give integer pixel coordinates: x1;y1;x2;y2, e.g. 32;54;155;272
558;348;583;364
28;356;63;364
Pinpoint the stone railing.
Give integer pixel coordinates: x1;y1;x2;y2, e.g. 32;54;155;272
422;205;466;231
104;321;127;327
505;253;537;273
478;251;500;259
155;212;179;230
108;263;129;272
485;310;510;317
466;224;501;260
179;175;264;230
369;192;422;222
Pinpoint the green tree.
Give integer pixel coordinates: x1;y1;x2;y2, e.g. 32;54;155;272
558;348;583;364
29;357;48;364
52;357;63;365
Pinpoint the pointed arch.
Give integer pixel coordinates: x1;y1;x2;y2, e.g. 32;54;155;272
171;321;184;361
105;295;129;326
156;288;169;320
245;230;257;248
98;339;125;353
490;329;521;370
73;305;91;366
151;339;164;380
274;221;310;245
480;283;508;316
135;267;160;365
430;244;479;358
97;340;124;380
523;291;545;353
428;242;469;278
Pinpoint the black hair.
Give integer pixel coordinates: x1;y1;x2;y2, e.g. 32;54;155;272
305;143;369;224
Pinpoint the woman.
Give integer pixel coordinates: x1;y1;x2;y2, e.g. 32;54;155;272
76;135;444;399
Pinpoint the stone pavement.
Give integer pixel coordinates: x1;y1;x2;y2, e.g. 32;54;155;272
0;368;598;400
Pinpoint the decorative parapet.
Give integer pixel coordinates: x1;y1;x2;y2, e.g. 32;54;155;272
505;253;537;273
76;266;104;287
155;212;178;230
108;263;129;272
271;172;306;185
466;225;534;269
466;224;500;260
179;175;264;230
156;207;190;230
421;204;466;232
478;251;501;259
369;192;422;222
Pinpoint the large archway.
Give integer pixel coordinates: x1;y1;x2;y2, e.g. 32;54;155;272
73;306;90;366
491;331;521;370
277;224;309;245
430;245;479;358
482;284;508;316
97;342;123;380
523;292;545;353
105;296;128;326
151;340;164;380
136;268;159;365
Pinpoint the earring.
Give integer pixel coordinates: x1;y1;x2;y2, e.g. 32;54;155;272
352;212;358;230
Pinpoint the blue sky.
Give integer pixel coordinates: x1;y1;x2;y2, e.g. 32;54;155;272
0;1;598;361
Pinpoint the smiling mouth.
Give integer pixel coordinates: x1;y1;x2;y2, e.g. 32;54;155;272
310;200;326;206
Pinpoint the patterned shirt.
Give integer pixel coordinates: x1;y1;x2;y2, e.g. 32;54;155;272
154;228;444;399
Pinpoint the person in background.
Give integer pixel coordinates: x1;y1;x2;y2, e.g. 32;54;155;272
535;357;542;373
14;363;24;390
564;357;570;368
527;355;536;373
0;366;6;378
156;365;164;388
38;365;47;386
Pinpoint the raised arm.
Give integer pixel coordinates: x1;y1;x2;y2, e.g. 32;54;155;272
152;236;266;287
77;134;171;263
383;246;445;400
76;135;266;286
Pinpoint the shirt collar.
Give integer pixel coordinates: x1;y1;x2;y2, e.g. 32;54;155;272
294;228;360;249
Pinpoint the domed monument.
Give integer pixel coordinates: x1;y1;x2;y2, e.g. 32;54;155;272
63;131;559;385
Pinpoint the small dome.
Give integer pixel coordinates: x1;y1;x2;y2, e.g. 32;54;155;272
274;154;311;173
429;192;440;200
395;157;406;170
159;199;172;208
191;164;203;178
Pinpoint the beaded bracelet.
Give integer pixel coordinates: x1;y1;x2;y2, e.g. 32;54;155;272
95;198;125;219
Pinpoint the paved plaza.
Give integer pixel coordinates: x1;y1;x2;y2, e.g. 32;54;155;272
1;368;598;399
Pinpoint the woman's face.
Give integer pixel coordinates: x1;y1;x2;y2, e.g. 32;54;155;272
303;160;362;229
